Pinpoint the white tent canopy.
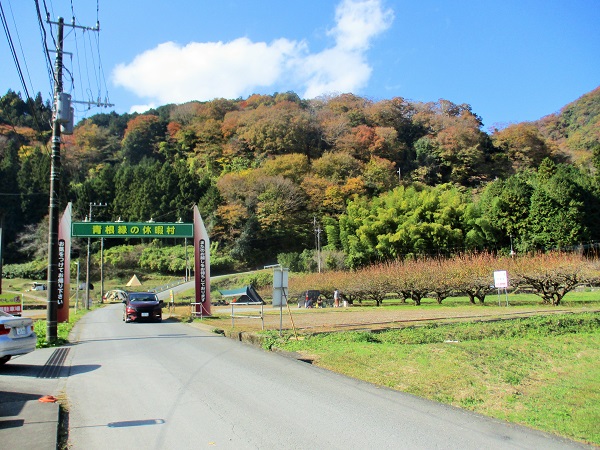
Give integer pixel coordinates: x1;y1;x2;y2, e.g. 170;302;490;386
126;274;142;287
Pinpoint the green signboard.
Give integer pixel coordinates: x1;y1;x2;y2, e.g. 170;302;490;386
71;222;193;238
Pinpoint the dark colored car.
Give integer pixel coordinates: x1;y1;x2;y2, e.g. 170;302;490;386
123;292;163;323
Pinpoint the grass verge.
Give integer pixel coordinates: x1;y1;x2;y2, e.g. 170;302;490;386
271;312;600;445
33;306;97;347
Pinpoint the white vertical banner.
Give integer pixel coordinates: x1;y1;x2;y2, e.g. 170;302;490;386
272;267;289;307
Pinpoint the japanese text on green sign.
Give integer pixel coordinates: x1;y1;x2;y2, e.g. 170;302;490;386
71;222;193;238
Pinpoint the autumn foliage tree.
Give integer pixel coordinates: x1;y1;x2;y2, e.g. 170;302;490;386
510;252;598;306
120;114;166;163
290;253;597;307
2;87;599;270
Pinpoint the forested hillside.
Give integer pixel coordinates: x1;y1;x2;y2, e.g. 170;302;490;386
1;87;599;271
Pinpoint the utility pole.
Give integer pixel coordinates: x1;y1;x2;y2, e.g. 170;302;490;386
86;202;107;309
46;17;64;343
45;15;110;340
314;217;322;273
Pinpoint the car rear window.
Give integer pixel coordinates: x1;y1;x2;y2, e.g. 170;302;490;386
129;294;157;302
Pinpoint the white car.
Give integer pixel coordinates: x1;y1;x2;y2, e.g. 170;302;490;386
0;310;37;365
102;289;128;303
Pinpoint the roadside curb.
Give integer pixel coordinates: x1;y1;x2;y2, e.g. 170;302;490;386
186;320;267;347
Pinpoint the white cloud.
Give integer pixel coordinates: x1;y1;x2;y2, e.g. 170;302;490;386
330;0;395;51
114;38;303;104
112;0;394;105
129;103;156;114
299;47;373;99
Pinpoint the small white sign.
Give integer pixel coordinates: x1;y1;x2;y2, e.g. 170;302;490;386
272;267;289;307
494;270;509;288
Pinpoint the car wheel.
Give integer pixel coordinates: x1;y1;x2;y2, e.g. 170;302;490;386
0;355;11;365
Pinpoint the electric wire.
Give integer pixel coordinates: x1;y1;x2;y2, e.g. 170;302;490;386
96;0;110;106
5;0;35;98
68;0;86;113
60;0;111;115
71;16;86;111
35;0;55;100
0;1;33;103
0;0;48;134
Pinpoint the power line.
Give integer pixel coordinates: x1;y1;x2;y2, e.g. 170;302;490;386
0;0;48;132
0;1;32;102
35;0;55;98
45;2;113;116
5;0;35;96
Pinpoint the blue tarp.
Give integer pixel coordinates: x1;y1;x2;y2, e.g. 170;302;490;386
218;285;265;304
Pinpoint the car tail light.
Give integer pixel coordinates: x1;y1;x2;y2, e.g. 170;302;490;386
0;325;10;335
126;306;136;314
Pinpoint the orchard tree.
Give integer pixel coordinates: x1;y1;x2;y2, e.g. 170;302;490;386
510;252;598;306
452;253;496;304
354;263;391;306
386;258;432;305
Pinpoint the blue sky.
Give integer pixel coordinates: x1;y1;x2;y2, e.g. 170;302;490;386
1;0;599;129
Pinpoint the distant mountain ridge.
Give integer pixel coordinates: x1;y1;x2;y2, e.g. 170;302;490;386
535;86;600;167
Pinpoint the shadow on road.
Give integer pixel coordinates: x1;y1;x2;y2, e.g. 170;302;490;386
0;363;100;378
0;391;45;419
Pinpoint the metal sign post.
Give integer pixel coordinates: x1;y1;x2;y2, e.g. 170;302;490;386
271;267;298;339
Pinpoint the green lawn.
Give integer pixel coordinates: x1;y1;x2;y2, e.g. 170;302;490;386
273;312;600;446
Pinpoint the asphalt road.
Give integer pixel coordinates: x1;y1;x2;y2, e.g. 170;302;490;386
3;303;588;449
56;304;591;449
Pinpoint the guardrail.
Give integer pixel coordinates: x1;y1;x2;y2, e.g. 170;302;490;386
229;302;264;330
150;278;187;293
